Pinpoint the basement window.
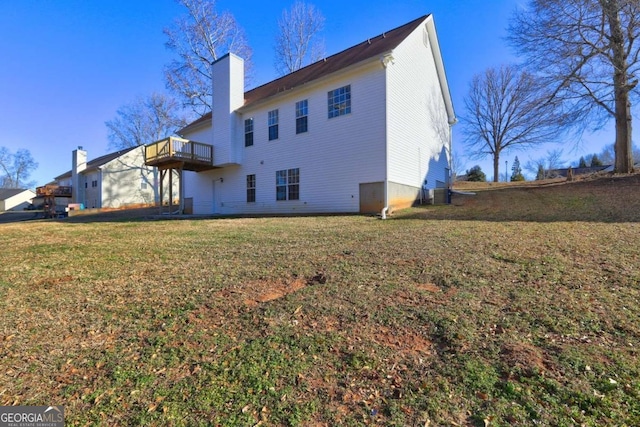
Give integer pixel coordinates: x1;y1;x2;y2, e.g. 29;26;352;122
246;174;256;203
276;168;299;201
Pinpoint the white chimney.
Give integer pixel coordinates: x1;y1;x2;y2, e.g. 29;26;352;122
72;146;87;204
212;53;245;166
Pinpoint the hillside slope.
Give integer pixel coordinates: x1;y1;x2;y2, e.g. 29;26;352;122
436;173;640;222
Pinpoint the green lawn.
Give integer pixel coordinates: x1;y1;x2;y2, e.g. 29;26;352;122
1;174;639;426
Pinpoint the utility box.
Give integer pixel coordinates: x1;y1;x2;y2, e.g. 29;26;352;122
431;188;449;205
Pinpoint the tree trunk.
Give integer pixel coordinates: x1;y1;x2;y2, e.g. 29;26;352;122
603;0;634;173
493;152;500;183
613;89;633;173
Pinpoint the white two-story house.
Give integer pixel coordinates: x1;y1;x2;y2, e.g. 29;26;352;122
51;146;177;210
145;14;456;215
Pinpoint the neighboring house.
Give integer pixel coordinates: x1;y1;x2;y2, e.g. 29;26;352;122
549;165;609;178
50;146;176;209
146;14;456;215
0;188;36;211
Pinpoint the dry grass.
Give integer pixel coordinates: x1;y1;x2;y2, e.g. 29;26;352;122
453;176;567;191
1;173;639;426
446;172;640;222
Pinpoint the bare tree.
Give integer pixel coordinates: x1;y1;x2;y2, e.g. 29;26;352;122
450;149;466;181
598;144;616;164
164;0;253;114
596;142;640;164
105;93;189;150
274;1;325;75
508;0;640;173
462;64;563;182
525;148;566;179
0;147;38;189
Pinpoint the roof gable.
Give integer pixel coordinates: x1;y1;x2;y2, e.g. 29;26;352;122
55;146;139;180
179;14;430;134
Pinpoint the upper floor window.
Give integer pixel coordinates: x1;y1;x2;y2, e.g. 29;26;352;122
244;118;254;147
246;174;256;203
268;109;279;140
328;85;351;118
276;168;299;201
296;99;308;134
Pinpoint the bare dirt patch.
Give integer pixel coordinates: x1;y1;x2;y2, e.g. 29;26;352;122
373;326;433;356
214;277;308;307
415;283;441;293
500;342;547;376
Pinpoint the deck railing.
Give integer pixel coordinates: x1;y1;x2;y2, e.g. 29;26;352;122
36;185;72;197
145;137;213;166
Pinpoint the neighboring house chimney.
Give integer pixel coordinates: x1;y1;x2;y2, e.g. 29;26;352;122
72;146;87;205
212;53;244;166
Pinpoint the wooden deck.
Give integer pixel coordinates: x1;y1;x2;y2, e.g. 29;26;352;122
144;137;215;171
36;184;72;198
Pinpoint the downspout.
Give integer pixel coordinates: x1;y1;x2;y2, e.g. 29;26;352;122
447;119;458;204
380;51;394;220
381;206;388;219
381;166;389;219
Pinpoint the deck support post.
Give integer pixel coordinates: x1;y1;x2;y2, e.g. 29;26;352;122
169;168;173;215
179;168;184;215
159;169;165;215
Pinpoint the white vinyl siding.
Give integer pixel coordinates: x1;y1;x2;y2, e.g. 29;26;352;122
386;22;451;196
99;147;173;208
183;62;387;215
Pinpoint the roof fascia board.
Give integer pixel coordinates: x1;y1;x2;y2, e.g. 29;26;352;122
424;15;456;125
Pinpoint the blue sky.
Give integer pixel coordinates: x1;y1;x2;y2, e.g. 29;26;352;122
0;0;629;186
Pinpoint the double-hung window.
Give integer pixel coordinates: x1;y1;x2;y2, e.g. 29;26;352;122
276;168;299;201
244;118;254;147
246;174;256;202
296;100;308;134
268;109;279;140
328;85;351;118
